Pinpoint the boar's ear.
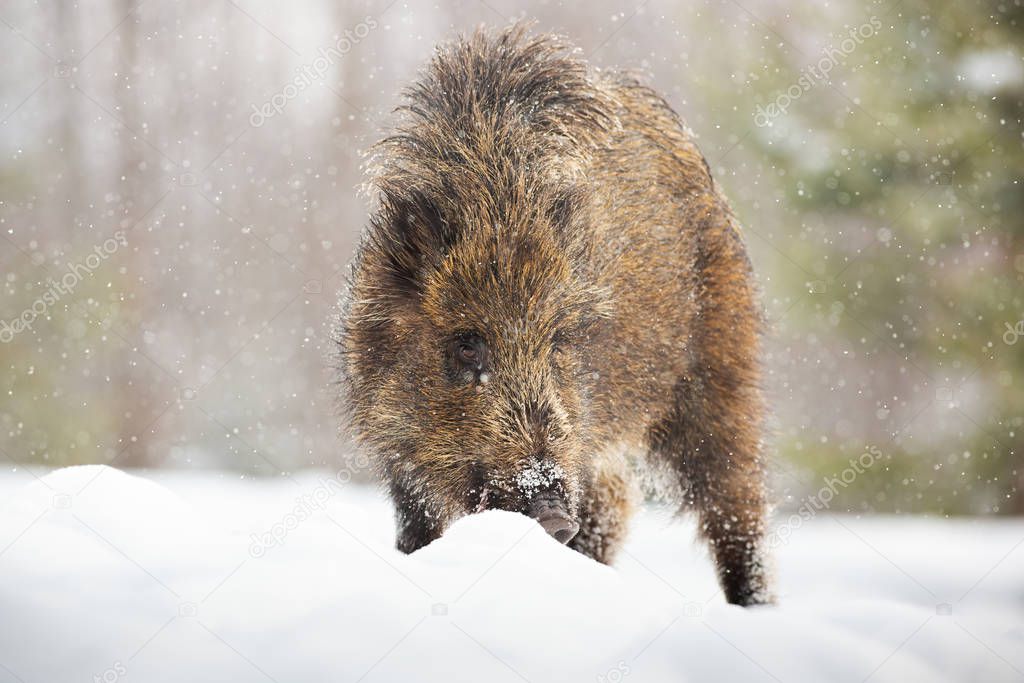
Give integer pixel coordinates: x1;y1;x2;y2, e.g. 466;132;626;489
547;185;587;234
544;184;593;262
374;190;457;297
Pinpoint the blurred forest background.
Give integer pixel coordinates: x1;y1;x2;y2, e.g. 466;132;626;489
1;0;1021;516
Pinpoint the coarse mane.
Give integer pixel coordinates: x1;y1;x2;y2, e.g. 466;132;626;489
369;23;617;229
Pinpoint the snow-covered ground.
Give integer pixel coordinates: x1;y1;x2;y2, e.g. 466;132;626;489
0;466;1021;682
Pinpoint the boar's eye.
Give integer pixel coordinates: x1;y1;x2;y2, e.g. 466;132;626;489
551;331;570;356
456;342;478;363
448;332;488;378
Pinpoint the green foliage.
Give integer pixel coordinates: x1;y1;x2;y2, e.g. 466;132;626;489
713;0;1023;514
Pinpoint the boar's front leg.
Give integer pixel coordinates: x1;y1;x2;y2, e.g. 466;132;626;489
390;479;442;554
568;455;636;565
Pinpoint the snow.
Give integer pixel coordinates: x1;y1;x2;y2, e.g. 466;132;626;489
511;457;567;499
0;466;1021;683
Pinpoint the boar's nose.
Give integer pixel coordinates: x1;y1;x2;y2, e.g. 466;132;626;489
538;514;579;544
528;493;579;544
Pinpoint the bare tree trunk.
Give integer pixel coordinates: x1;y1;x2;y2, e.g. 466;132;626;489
112;0;152;468
54;2;84;229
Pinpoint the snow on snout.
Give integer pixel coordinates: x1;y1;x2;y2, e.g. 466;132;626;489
512;457;565;498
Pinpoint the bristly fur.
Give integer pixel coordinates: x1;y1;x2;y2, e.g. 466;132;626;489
336;23;774;606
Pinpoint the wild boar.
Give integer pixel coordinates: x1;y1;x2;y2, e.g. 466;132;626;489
337;24;772;605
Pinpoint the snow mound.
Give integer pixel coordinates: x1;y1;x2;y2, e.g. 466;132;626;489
0;466;1021;682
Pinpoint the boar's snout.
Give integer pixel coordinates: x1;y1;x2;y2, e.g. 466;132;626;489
539;513;579;545
528;491;579;544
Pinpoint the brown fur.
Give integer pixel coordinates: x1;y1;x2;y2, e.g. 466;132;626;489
336;25;773;605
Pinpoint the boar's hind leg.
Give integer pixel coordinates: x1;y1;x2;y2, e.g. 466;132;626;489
649;380;774;606
390;480;442;554
567;457;636;564
649;216;773;605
